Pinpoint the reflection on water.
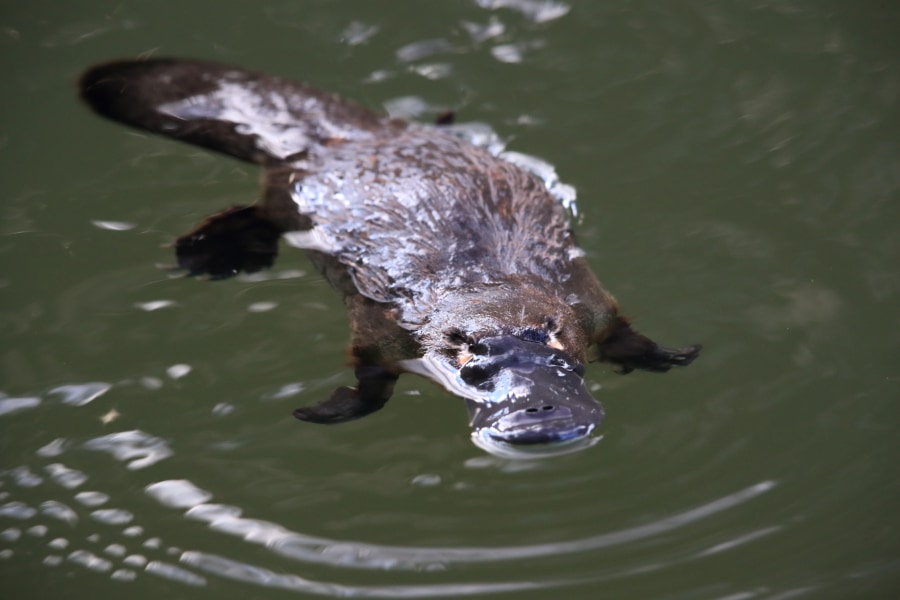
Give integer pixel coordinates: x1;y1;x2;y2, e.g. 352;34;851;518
0;381;777;595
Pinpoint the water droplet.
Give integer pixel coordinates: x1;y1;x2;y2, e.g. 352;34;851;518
123;554;147;568
68;549;112;572
145;479;213;510
122;526;144;538
91;220;136;231
0;396;40;416
91;508;134;525
166;364;191;379
0;501;37;519
36;438;70;457
48;537;69;550
111;568;137;581
45;463;88;489
74;491;109;507
134;300;177;312
411;474;442;487
40;501;78;525
145;561;206;586
48;382;111;407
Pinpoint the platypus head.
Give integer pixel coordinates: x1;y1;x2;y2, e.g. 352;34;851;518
459;335;603;457
405;285;605;457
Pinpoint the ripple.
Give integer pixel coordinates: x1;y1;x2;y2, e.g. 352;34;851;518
0;395;40;417
145;480;213;509
48;382;111;406
40;501;79;525
45;463;88;489
0;501;37;520
84;430;173;470
68;549;113;573
90;508;134;525
36;438;71;457
175;481;775;571
181;551;558;597
145;560;206;587
74;491;109;507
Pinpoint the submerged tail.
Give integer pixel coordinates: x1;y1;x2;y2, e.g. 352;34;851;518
79;57;386;165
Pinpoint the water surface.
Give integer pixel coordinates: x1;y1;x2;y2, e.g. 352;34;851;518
1;1;898;598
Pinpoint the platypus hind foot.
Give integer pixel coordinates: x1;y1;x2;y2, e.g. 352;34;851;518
175;205;282;279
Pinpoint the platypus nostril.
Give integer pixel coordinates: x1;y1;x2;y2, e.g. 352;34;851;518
525;407;539;413
542;404;555;411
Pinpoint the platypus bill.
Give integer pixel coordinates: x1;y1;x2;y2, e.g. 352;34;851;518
80;58;701;457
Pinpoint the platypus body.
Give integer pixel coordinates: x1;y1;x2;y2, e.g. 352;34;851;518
80;58;700;456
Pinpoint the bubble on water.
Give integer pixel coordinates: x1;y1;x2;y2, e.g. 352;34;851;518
211;403;235;416
68;549;113;572
263;382;305;400
0;549;12;559
40;501;78;525
166;364;191;379
86;534;101;543
111;568;137;582
184;503;243;523
122;525;144;537
0;396;40;416
145;560;206;587
134;300;176;312
91;508;134;525
143;537;162;549
91;220;135;231
476;0;570;23
10;466;43;487
247;301;277;313
383;96;434;120
411;474;442;487
45;463;88;489
123;554;147;568
0;501;37;519
1;527;21;541
104;543;127;557
44;554;63;566
140;377;164;390
340;20;378;46
74;491;109;507
395;38;453;62
48;382;111;407
167;546;182;555
26;525;48;537
491;43;523;63
462;16;505;43
84;430;173;470
36;438;71;457
145;479;213;509
48;537;69;550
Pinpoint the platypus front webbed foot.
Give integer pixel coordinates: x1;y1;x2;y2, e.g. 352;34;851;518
598;316;702;374
292;365;398;424
174;205;282;279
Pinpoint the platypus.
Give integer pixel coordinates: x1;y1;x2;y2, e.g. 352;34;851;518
79;58;700;456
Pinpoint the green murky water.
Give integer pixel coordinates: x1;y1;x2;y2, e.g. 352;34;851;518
2;1;898;598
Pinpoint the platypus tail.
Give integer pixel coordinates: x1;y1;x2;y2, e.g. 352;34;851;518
79;57;385;166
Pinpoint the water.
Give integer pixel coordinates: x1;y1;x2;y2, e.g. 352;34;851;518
2;1;898;598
